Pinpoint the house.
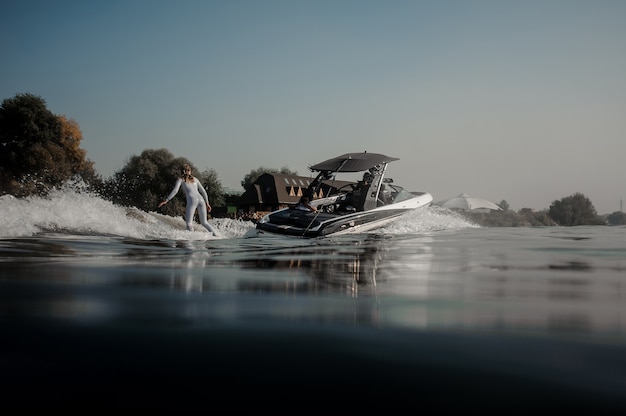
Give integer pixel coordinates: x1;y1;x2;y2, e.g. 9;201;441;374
238;173;355;217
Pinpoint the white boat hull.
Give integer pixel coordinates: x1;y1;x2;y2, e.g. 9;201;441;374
254;192;433;238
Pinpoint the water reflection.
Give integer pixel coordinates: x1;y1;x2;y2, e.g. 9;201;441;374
2;231;626;336
232;235;434;298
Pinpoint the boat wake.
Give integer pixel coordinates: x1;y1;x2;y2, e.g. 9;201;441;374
0;182;476;240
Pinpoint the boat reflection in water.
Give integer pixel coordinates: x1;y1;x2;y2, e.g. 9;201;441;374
234;235;431;296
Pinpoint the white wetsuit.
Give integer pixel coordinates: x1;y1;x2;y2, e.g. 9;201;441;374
165;177;218;235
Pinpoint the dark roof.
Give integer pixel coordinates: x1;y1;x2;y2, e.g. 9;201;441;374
239;173;355;206
269;173;315;203
309;152;399;173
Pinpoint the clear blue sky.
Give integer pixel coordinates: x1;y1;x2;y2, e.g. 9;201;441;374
2;0;625;213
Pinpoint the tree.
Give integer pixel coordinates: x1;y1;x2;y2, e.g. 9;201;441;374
58;115;95;175
0;93;96;196
607;211;626;225
105;148;225;217
241;166;298;190
498;200;510;212
548;192;603;226
197;168;225;208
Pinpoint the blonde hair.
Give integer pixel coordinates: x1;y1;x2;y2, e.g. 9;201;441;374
181;164;194;181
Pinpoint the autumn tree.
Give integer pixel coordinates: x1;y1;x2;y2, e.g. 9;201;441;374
105;148;224;217
0;93;97;196
548;193;603;226
241;166;298;191
58;115;97;182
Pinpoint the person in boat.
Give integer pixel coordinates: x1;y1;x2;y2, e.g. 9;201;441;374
295;195;317;212
379;183;392;205
158;163;219;236
362;170;374;187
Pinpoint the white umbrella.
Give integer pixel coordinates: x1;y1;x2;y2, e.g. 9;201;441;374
434;193;502;211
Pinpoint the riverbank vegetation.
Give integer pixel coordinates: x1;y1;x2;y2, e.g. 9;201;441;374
1;93;623;226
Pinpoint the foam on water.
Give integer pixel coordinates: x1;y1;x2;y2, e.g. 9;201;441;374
0;181;476;239
382;205;479;234
0;182;252;240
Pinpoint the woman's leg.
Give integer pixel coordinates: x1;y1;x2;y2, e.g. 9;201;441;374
185;201;197;231
197;202;218;236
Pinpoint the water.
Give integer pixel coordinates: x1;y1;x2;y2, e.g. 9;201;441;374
1;185;626;412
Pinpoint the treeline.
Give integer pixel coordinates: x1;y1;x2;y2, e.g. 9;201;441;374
1;93;624;226
465;200;625;227
453;192;625;227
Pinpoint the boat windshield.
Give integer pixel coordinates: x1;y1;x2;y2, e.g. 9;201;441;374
388;185;415;204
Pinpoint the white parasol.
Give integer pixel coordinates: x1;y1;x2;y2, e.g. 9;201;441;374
434;193;502;211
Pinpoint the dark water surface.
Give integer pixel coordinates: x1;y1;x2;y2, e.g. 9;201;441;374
2;222;626;412
2;191;626;412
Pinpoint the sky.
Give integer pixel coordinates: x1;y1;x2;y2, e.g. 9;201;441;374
1;0;625;214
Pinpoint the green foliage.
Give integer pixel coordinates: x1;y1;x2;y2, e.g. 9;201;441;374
607;211;626;225
104;148;172;211
241;166;298;190
548;193;603;226
198;168;225;208
498;200;510;212
0;93;97;196
104;148;225;217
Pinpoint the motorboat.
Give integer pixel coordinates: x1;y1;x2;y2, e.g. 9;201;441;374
253;152;433;237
